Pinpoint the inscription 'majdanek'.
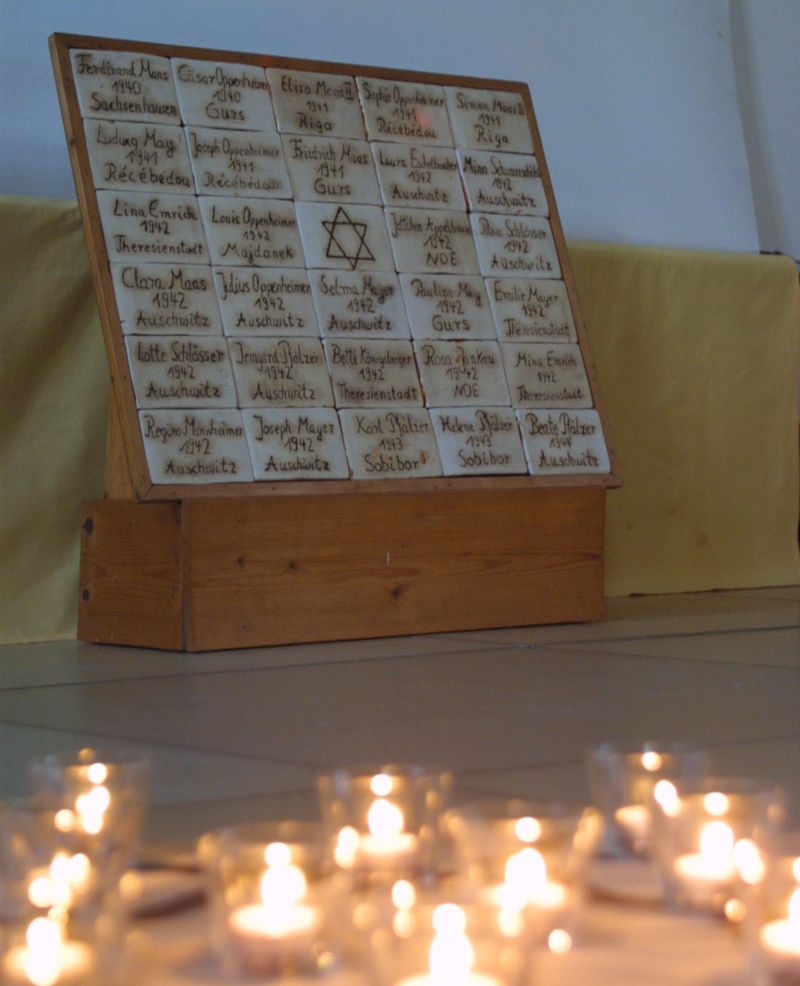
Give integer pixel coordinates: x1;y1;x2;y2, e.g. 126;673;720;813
199;197;304;267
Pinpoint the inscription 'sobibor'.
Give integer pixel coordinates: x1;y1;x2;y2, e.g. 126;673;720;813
243;407;349;480
517;408;610;475
139;409;253;483
339;408;442;479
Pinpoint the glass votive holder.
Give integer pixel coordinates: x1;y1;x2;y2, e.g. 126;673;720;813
650;776;786;917
316;764;454;885
586;741;708;858
444;799;603;949
197;821;338;979
743;833;800;985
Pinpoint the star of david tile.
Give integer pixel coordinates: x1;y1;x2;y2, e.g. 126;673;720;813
322;206;375;269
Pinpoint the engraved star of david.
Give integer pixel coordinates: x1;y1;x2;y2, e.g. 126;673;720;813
322;206;375;270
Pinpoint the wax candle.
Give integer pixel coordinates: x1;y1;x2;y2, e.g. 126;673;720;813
758;889;800;977
3;917;93;986
673;821;737;906
359;798;419;864
395;905;500;986
614;803;650;846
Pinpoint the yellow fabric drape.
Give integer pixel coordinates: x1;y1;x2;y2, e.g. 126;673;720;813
1;196;798;643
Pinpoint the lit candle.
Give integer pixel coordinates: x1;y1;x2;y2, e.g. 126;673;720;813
759;889;800;976
395;905;500;986
359;799;418;865
674;821;737;902
3;917;93;986
614;804;650;846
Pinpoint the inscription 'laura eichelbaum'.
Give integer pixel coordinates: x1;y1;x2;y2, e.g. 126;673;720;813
399;274;495;341
470;212;560;278
124;334;237;407
84;120;195;195
266;69;365;139
414;340;510;407
139;409;253;483
70;49;180;123
430;406;527;475
229;337;334;407
517;408;610;474
444;86;533;153
97;190;209;263
213;267;318;337
198;197;304;268
324;339;423;408
339;408;442;479
186;127;292;198
171;58;275;130
487;278;576;343
243;407;349;480
372;142;465;210
457;148;546;216
501;342;592;408
310;270;410;339
356;78;453;147
111;262;223;335
281;134;382;204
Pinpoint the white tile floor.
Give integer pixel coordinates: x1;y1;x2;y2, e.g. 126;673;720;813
1;586;799;854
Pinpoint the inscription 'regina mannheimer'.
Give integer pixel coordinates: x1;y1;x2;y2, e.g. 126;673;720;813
243;407;349;480
111;262;223;335
139;409;253;483
339;408;442;479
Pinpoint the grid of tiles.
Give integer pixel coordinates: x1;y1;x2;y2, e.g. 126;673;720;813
71;48;611;484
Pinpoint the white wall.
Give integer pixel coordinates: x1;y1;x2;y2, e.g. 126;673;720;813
0;0;795;254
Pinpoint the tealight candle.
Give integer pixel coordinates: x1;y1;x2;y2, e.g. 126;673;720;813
673;821;737;904
395;905;500;986
359;798;419;865
3;917;94;986
614;804;650;846
758;889;800;978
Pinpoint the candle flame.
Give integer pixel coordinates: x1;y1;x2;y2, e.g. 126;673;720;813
733;839;765;885
334;826;359;868
654;780;680;816
75;784;111;834
370;773;394;797
514;816;542;843
429;905;473;983
367;798;404;837
704;792;730;817
641;752;663;772
700;821;734;863
24;917;64;986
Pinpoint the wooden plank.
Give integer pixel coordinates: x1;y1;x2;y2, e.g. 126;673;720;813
78;499;183;648
183;487;605;650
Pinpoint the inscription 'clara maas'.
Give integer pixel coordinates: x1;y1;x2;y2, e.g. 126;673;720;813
111;262;223;335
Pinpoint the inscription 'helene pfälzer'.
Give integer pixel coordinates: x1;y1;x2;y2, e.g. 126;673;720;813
386;208;479;275
339;408;442;479
310;271;410;339
517;408;610;474
213;267;318;336
97;190;209;263
444;86;533;153
399;274;495;341
266;69;365;140
324;339;423;407
186;127;292;198
111;262;222;334
139;408;253;483
430;406;527;475
198;197;304;267
70;49;180;124
501;342;592;408
229;337;333;406
487;278;576;343
372;142;465;211
457;149;546;216
84;120;195;194
172;58;274;131
356;78;453;146
281;135;381;205
414;340;510;407
471;213;561;278
243;407;349;480
125;334;237;407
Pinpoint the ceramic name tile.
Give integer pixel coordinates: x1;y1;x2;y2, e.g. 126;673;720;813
470;213;560;278
124;334;237;407
198;196;304;267
457;148;546;215
323;339;423;407
84;119;195;194
310;270;410;339
171;58;274;130
429;406;527;475
96;190;209;264
213;267;318;337
414;340;509;407
501;342;592;408
356;78;453;146
281;135;381;204
295;201;394;271
139;408;253;483
111;262;222;335
385;207;479;275
487;278;576;343
70;49;180;124
372;141;465;211
266;69;364;139
399;273;494;340
516;407;609;476
228;336;333;407
444;86;533;153
185;126;292;198
243;407;349;480
338;408;442;479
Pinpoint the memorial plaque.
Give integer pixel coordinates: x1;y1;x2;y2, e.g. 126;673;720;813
415;340;509;407
324;339;422;407
172;58;274;130
281;135;381;204
198;197;304;267
243;407;349;480
229;337;333;407
470;213;560;278
457;149;546;216
96;190;209;263
124;334;237;408
501;343;592;408
339;408;442;480
385;207;479;275
399;274;495;341
84;119;194;194
214;267;318;337
487;278;576;343
111;262;222;335
357;78;453;146
444;86;533;153
186;126;292;198
310;270;410;339
69;49;180;124
430;406;527;476
295;201;394;271
517;408;610;476
139;408;253;483
266;68;365;139
372;142;465;211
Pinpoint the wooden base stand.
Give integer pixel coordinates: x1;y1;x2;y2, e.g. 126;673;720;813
78;487;605;651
